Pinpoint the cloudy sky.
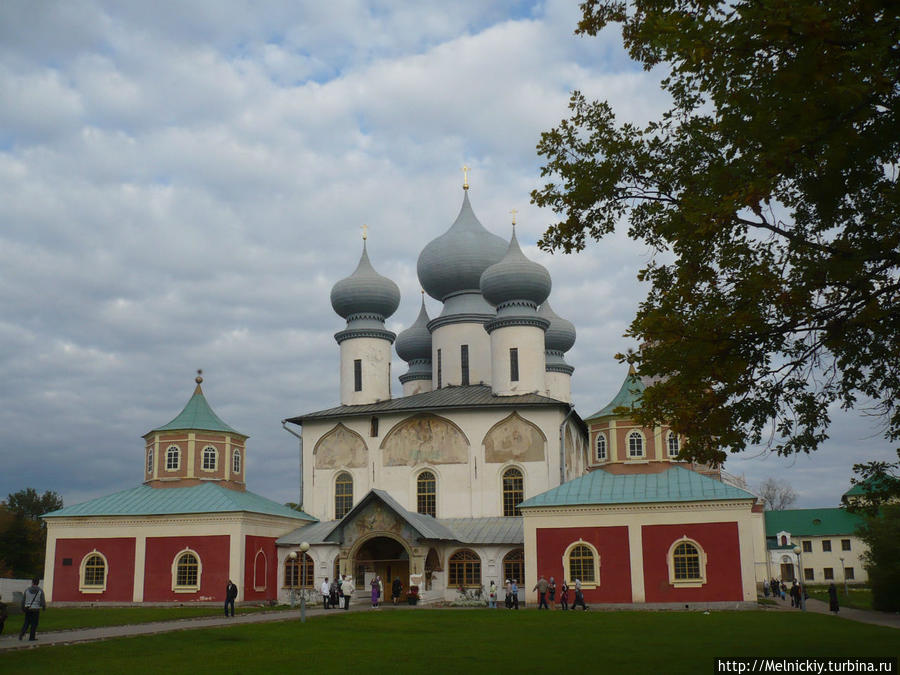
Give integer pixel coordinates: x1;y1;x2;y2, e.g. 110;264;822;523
0;1;892;511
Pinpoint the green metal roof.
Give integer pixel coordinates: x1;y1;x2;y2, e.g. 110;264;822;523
149;384;242;436
43;483;316;521
764;508;865;537
585;367;645;420
843;475;892;497
519;465;756;509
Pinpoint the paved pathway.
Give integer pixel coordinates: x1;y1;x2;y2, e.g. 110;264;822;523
0;602;400;652
768;593;900;629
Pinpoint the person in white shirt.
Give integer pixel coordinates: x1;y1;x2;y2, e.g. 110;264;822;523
321;577;331;609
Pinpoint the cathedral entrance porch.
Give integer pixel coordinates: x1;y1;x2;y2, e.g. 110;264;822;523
353;536;410;600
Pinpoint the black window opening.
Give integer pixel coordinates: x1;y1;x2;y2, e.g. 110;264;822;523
460;345;469;385
437;349;442;388
509;348;519;382
370;416;379;437
354;359;362;392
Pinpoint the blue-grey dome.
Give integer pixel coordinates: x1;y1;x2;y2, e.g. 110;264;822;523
538;301;576;353
480;230;552;308
417;191;507;302
330;242;400;320
395;295;432;362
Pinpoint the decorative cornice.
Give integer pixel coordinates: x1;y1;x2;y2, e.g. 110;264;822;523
495;299;539;313
427;313;495;331
521;499;755;516
546;363;575;375
399;371;433;384
334;328;397;344
484;315;550;334
345;312;387;323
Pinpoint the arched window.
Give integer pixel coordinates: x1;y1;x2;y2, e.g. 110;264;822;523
502;549;525;586
417;471;436;517
627;431;644;458
166;445;180;470
596;433;607;461
667;432;680;458
202;446;217;470
667;537;707;587
502;467;524;517
448;550;481;588
568;544;596;583
233;450;241;474
284;552;314;588
147;448;154;473
253;550;267;591
335;472;353;519
80;551;107;592
173;550;201;591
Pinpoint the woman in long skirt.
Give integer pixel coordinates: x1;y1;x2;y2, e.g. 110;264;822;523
370;577;380;608
828;583;840;614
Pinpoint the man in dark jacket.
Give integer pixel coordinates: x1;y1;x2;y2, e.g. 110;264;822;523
225;580;238;617
19;578;45;641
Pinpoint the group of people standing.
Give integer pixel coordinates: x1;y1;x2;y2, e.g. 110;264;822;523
484;575;588;610
320;576;355;610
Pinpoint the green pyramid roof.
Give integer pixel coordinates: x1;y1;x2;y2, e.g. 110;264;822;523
585;366;645;420
519;465;756;508
148;383;242;436
43;483;316;521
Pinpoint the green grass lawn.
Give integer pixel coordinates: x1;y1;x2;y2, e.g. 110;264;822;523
805;585;873;611
8;604;289;632
4;610;899;674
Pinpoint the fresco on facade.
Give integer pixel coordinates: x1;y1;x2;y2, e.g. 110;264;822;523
380;414;469;466
314;423;368;469
483;412;545;463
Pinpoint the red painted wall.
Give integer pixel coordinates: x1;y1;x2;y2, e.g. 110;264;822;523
642;522;743;602
144;535;230;602
536;526;632;603
244;535;277;601
53;538;135;602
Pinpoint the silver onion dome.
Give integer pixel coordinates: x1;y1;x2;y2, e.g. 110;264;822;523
480;230;552;309
395;295;432;362
330;241;401;320
538;301;576;353
417;191;507;302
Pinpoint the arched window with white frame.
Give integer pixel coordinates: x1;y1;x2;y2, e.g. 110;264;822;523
667;537;707;587
667;432;680;458
502;467;524;517
202;446;217;471
335;472;353;519
627;431;644;458
596;432;607;461
562;539;599;587
172;549;202;592
232;449;241;474
417;470;437;517
79;551;108;593
147;448;154;474
166;445;180;470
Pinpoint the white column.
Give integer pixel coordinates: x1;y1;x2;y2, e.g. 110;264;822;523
628;524;645;603
133;535;146;602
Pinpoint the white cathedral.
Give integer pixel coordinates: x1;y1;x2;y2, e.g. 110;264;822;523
276;183;589;601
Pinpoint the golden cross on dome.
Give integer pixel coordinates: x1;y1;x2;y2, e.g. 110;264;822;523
510;208;518;226
361;224;368;240
462;165;470;190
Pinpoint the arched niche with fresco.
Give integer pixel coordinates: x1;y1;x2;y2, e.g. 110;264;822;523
380;414;469;466
483;412;546;464
314;423;368;469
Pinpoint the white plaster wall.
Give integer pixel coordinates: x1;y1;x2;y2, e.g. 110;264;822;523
401;379;432;397
489;325;546;395
768;534;869;584
431;322;492;387
544;371;572;403
302;406;583;521
339;337;392;406
522;501;760;605
275;544;344;606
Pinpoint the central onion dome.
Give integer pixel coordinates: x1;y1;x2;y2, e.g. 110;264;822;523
395;295;432;363
480;230;552;310
331;241;400;321
417;191;507;303
538;301;576;353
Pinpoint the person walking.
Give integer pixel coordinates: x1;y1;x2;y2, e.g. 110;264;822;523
19;577;45;641
392;577;403;605
571;579;589;610
548;577;557;609
321;577;332;609
559;580;569;610
488;580;497;609
510;579;519;610
790;581;800;608
341;576;354;610
828;583;840;614
370;577;380;608
225;579;238;617
533;575;550;610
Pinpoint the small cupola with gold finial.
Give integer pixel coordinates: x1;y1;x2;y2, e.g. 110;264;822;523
143;371;248;491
